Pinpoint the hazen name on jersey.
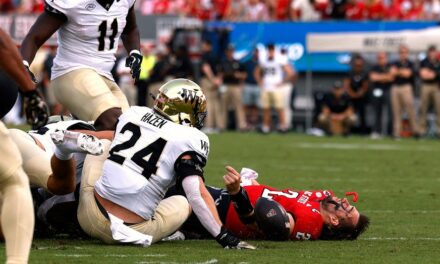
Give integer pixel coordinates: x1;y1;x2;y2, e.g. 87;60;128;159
140;112;167;129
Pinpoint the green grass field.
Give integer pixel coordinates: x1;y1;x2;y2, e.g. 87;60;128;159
2;132;440;263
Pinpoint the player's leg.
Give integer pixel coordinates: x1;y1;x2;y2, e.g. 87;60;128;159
231;85;247;131
132;195;191;243
434;88;440;136
77;140;114;243
95;78;130;131
49;129;103;194
391;86;402;138
8;128;52;190
273;90;287;131
51;69;124;128
401;84;419;135
0;122;34;264
260;91;271;133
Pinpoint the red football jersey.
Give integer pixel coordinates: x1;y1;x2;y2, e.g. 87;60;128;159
224;185;333;240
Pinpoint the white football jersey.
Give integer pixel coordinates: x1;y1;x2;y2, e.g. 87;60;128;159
259;56;287;91
45;0;136;80
95;106;210;220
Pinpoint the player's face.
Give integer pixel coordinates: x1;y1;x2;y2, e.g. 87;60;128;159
322;196;360;228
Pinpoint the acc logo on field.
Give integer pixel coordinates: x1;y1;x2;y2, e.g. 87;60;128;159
85;3;96;11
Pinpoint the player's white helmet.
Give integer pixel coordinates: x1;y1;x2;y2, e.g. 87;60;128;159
154;78;207;129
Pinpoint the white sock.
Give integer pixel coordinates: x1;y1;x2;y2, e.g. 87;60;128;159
54;147;73;160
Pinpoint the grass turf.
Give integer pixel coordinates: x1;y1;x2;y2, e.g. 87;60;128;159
2;132;440;263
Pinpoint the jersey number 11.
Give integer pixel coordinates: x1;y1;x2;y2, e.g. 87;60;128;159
98;18;118;51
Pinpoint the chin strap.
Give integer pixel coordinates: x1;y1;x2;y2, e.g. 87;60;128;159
345;192;358;202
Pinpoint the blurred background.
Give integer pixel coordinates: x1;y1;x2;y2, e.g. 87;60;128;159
2;0;440;139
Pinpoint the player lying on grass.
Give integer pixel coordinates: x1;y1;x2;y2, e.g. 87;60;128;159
167;166;370;241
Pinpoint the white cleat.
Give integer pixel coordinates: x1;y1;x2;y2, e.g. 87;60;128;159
51;129;103;156
161;231;186;242
226;241;257;250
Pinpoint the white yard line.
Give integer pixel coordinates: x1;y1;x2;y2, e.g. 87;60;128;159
54;254;91;257
135;261;219;264
104;254;166;258
362;237;440;241
297;143;437;152
364;210;440;214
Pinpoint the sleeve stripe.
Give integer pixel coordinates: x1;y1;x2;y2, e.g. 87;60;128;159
44;1;68;21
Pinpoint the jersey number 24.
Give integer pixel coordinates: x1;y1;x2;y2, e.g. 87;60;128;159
108;122;167;179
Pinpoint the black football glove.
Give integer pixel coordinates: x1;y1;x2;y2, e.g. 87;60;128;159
215;227;256;249
23;60;37;83
125;50;142;82
22;90;49;129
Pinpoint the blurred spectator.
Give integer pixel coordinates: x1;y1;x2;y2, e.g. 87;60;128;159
168;45;193;79
386;0;403;20
218;45;247;131
327;0;348;19
423;0;440;20
244;0;270;21
365;0;386;20
147;45;172;107
369;51;394;138
200;39;222;133
241;48;261;131
418;45;440;137
15;0;43;13
267;0;291;20
185;0;217;20
343;54;369;133
390;45;419;139
224;0;247;20
41;46;63;114
345;0;366;20
318;81;357;136
403;0;424;20
0;0;14;12
290;0;322;21
255;43;294;133
136;44;156;106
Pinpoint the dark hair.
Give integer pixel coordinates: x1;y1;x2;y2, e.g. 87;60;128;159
267;43;275;50
320;214;370;240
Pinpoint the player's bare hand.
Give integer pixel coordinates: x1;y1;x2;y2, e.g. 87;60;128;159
223;166;241;195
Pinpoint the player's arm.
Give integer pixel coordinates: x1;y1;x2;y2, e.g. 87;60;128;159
254;65;263;87
177;155;254;249
121;7;140;53
359;78;369;96
121;7;142;81
20;9;65;64
0;29;34;92
282;63;295;83
0;28;50;129
223;166;257;226
224;166;293;240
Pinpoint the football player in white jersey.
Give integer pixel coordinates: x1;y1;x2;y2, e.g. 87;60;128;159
0;28;49;264
78;78;255;248
8;117;107;195
254;43;295;133
21;0;142;130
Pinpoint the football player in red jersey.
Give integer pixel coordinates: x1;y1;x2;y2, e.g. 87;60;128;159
174;166;369;241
